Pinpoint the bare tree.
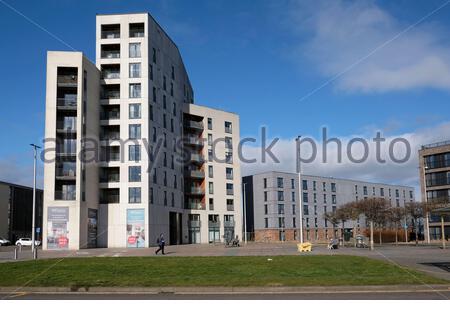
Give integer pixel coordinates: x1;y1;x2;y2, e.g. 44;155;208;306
405;202;425;246
386;206;404;245
354;198;390;250
336;202;360;246
324;210;339;240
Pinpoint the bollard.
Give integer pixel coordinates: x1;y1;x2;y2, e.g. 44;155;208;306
33;247;38;260
14;247;18;260
19;245;22;252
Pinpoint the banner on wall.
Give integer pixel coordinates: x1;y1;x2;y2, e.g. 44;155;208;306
87;209;98;248
47;207;69;250
126;209;145;248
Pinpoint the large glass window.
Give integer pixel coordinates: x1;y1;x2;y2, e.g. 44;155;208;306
129;166;141;182
129;63;141;78
129;83;141;98
129;124;141;139
129;43;141;58
129;187;141;203
129;103;141;119
129;145;141;161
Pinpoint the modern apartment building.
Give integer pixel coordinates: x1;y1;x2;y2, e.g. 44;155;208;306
419;140;450;240
43;13;241;250
243;172;415;242
0;181;43;243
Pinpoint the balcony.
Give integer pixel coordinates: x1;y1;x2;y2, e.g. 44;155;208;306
184;120;204;131
224;220;235;228
185;186;205;196
101;24;120;39
208;221;220;229
100;110;120;120
129;23;145;38
56;120;77;133
55;190;76;201
189;153;205;164
56;145;76;157
100;132;120;142
186;202;206;210
57;75;77;87
184;169;205;179
226;189;234;196
55;165;76;180
102;70;120;80
101;44;120;59
226;173;234;180
227;204;235;211
185;136;204;148
57;97;77;109
100;173;120;183
100;189;120;204
101;90;120;100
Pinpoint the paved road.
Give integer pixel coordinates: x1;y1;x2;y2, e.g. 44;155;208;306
2;290;450;300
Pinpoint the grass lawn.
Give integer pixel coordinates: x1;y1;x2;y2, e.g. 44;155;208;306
0;255;445;287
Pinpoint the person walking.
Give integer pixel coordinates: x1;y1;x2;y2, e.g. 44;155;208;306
155;233;165;255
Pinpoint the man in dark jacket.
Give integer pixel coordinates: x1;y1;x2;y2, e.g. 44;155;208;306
155;233;165;255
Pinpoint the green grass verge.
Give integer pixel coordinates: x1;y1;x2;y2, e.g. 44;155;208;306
0;255;444;287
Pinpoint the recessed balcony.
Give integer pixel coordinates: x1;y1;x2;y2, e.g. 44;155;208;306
184;169;205;180
101;44;120;59
184;120;204;131
101;24;120;39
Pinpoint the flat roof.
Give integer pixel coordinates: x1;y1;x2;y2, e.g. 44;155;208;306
0;180;43;192
421;140;450;150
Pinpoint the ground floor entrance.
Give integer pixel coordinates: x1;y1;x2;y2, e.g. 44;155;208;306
169;212;183;245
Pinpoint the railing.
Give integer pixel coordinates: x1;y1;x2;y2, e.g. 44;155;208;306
102;71;120;79
224;221;235;228
226;189;234;196
186;187;204;195
184;120;204;130
57;98;77;107
225;156;233;164
208;221;220;229
56;147;76;156
186;202;206;210
100;111;120;120
100;173;120;183
185;136;204;146
226;173;233;180
55;168;76;178
101;153;121;162
100;132;120;141
225;127;232;134
55;191;76;201
189;154;205;163
101;91;120;99
101;52;120;59
101;31;120;39
426;178;450;187
130;31;145;38
227;205;234;211
422;140;450;149
100;194;120;204
185;170;205;179
188;220;201;228
57;75;77;85
56;121;77;132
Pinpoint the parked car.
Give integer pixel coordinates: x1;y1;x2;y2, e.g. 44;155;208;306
0;237;11;246
15;238;41;247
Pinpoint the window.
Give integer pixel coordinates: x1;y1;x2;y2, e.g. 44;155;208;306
313;181;317;191
129;166;141;182
164;191;167;206
208;134;213;146
373;187;376;196
129;23;144;37
129;63;141;78
265;218;269;229
303;205;309;215
380;188;385;197
278;191;284;201
313;193;317;203
278;217;285;228
291;192;295;202
263;178;267;188
129;124;141;139
170;82;174;97
410;191;414;199
291;179;295;189
363;186;368;195
227;199;234;211
355;185;358;194
322;182;326;191
332;194;337;204
209;182;214;194
171;65;175;80
150;104;153;120
208;149;213;161
152;87;157;102
173;175;177;189
396;189;400;198
152;127;157;142
152;48;157;63
129;83;141;98
208;165;213;178
152;168;157;183
171;193;175;207
226;167;233;180
150;188;153;204
226;183;234;195
264;191;268;202
129;187;141;203
225;137;232;149
331;183;336;192
225;121;232;133
173;103;177;117
129;103;141;119
163;95;167;109
277;177;284;188
163;171;167;186
264;204;268;215
207;118;212;130
209;198;214;210
323;194;327;203
163;76;167;91
303;192;308;203
278;204;285;214
302;180;308;190
292;204;296;215
149;64;154;80
163;114;167;128
129;145;140;161
129;43;141;58
225;151;233;164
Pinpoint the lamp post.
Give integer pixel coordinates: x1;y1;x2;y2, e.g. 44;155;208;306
295;136;304;244
421;163;431;244
243;182;247;244
30;143;41;255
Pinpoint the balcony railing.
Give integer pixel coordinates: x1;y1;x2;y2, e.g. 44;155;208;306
189;153;205;163
226;189;234;196
226;173;233;180
100;194;120;204
208;221;220;229
56;121;77;132
227;205;235;211
101;153;121;162
184;120;204;131
55;168;76;178
101;91;120;99
101;31;120;39
185;136;204;147
57;98;77;107
225;127;232;134
56;147;76;156
55;191;76;201
102;71;120;79
100;173;120;183
224;221;235;228
57;75;77;86
188;220;201;228
100;132;120;141
186;187;204;195
184;169;205;179
100;111;120;120
186;202;206;210
101;51;120;59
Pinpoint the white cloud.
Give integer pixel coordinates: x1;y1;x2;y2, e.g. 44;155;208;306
289;0;450;93
241;121;450;199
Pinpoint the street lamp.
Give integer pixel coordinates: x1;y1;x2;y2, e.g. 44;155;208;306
421;163;431;244
243;182;247;244
30;143;41;255
295;136;304;244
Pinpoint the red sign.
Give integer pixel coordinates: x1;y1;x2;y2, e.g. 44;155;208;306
128;236;137;245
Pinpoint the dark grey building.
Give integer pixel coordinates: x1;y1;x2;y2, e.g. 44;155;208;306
0;181;43;242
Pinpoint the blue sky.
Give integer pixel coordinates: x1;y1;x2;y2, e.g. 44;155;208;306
1;0;450;191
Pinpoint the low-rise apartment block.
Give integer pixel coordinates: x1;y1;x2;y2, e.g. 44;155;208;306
243;172;415;242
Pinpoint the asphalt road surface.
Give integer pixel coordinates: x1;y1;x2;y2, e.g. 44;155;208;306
2;291;450;300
